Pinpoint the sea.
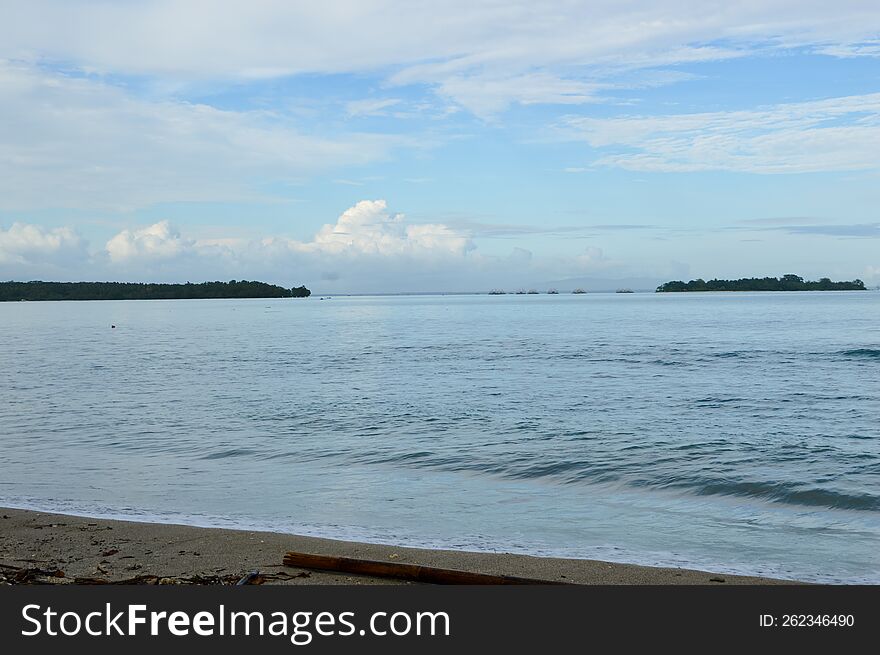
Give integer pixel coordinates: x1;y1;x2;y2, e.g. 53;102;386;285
1;291;878;583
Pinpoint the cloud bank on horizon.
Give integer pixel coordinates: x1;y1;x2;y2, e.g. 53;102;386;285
1;1;879;291
1;200;624;293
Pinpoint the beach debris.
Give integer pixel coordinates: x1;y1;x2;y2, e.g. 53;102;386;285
0;562;308;586
0;563;66;585
76;575;161;585
275;571;311;581
282;551;567;585
236;570;262;586
101;548;119;557
709;577;727;583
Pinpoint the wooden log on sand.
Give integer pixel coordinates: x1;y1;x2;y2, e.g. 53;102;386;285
282;552;566;585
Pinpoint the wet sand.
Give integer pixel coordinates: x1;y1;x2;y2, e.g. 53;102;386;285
0;507;795;585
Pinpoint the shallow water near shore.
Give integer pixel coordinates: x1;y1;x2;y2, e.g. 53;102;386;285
2;292;879;582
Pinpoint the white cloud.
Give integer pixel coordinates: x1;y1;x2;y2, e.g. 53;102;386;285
815;40;880;58
428;73;601;118
562;93;880;173
105;220;194;262
0;222;86;265
2;2;880;116
345;98;402;117
98;200;474;276
0;61;401;210
302;200;474;257
2;201;630;291
574;247;613;270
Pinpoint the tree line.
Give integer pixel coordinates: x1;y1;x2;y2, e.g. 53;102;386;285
1;280;312;301
656;274;865;292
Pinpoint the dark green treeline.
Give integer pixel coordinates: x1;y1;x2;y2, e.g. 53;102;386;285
1;280;311;301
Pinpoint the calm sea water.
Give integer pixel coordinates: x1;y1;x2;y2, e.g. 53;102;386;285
1;292;878;582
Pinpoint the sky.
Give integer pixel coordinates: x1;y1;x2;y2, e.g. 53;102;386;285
1;1;879;293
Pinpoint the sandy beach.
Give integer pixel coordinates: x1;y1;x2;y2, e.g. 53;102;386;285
0;507;794;585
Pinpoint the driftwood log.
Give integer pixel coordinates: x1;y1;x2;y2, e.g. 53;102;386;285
282;552;564;585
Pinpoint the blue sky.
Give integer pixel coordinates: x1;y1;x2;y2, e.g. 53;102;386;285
1;1;879;292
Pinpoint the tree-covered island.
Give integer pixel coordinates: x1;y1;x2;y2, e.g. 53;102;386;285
656;274;865;293
0;280;311;301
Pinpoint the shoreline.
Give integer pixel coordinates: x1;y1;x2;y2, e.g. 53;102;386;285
0;507;795;585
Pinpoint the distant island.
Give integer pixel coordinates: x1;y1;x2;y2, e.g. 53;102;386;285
656;274;865;293
0;280;311;301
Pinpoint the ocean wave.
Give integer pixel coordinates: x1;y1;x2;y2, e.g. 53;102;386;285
658;477;879;512
199;448;259;460
840;348;880;359
693;396;746;406
326;444;880;513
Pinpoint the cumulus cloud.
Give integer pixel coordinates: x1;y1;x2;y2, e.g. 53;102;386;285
304;200;474;257
0;222;86;265
1;201;631;291
94;200;475;284
105;221;194;262
562;93;880;173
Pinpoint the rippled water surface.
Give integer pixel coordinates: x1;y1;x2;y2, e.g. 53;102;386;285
2;292;878;582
